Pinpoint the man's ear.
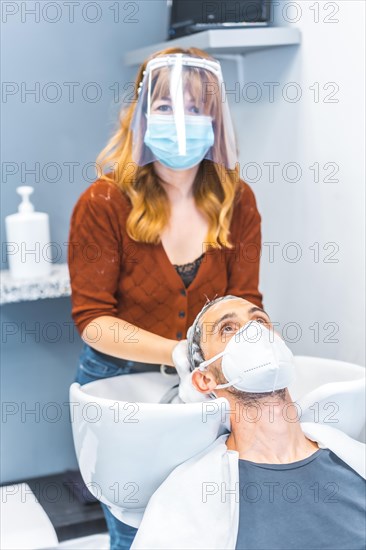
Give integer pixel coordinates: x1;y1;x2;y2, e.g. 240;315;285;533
191;368;218;394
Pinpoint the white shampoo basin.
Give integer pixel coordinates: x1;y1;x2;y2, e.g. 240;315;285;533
69;372;228;527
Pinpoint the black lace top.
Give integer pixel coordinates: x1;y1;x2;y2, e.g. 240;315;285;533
173;253;205;288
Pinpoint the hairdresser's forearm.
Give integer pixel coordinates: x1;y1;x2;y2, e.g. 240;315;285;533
81;316;177;366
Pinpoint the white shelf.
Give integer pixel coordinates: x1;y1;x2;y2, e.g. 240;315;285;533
0;264;71;305
124;27;301;66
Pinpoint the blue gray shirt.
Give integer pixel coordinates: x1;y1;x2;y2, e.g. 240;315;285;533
235;448;365;550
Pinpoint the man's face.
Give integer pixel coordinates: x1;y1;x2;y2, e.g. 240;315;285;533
199;298;272;368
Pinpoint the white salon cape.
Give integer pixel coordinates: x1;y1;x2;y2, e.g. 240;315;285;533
130;422;365;550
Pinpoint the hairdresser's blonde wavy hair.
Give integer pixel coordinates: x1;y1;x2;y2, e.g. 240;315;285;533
96;46;241;249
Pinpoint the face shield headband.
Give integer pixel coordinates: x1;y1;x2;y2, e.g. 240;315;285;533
130;54;238;170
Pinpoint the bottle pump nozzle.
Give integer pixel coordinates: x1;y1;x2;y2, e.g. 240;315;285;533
16;186;35;214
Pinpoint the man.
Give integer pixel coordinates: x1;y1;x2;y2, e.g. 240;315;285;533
131;296;365;550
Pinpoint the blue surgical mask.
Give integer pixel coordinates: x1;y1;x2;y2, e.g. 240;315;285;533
143;114;214;170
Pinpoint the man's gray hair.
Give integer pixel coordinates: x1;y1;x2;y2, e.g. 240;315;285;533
187;295;240;371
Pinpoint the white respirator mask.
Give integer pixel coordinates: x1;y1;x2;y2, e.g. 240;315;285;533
196;321;295;395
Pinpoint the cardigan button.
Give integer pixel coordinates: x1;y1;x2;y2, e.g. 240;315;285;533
176;331;183;339
178;311;185;318
180;289;186;296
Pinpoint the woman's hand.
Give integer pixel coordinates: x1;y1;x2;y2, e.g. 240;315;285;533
172;340;212;403
171;339;190;374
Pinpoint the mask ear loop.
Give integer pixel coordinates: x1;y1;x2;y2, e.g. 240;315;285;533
198;350;224;371
215;377;241;390
199;351;242;390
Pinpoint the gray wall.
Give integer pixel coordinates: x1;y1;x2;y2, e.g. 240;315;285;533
232;0;365;366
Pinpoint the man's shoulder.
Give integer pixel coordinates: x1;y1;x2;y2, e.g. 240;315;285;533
301;421;366;479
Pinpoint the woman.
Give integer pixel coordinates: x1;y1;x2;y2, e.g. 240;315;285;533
68;46;263;550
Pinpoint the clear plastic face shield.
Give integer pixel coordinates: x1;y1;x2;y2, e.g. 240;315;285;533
131;54;238;171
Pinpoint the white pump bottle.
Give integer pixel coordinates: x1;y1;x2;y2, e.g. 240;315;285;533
5;186;51;280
